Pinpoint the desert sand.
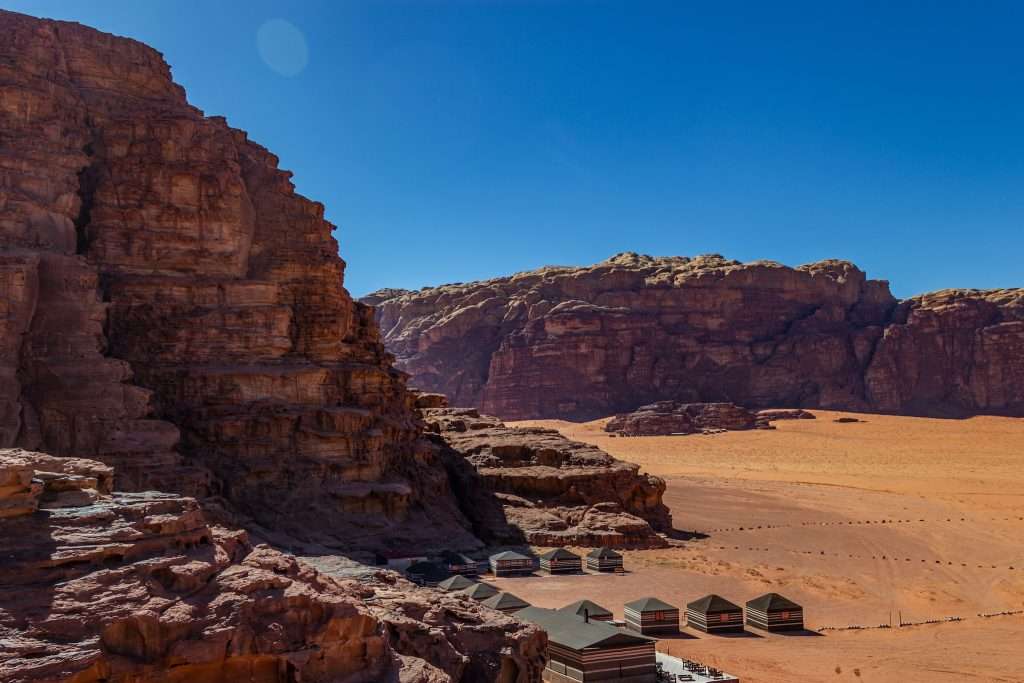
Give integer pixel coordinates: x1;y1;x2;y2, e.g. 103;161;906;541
492;412;1024;682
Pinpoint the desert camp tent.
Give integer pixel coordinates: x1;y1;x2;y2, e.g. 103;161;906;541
459;582;499;601
746;593;804;631
437;574;477;592
436;550;481;576
489;550;536;577
624;597;680;634
517;606;657;682
559;599;614;622
404;561;448;587
481;591;531;613
686;594;744;634
586;547;623;572
540;548;583;574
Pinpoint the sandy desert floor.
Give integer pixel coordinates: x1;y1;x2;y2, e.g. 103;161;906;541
493;412;1024;682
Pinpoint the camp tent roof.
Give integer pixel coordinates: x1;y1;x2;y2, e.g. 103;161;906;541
460;583;499;600
489;550;533;562
687;594;742;613
404;561;449;583
437;575;476;592
515;607;654;651
540;548;580;560
436;550;476;564
481;592;530;611
746;593;801;611
560;600;613;619
586;547;623;559
624;597;678;612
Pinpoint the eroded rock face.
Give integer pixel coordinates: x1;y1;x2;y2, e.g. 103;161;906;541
0;9;476;553
369;253;1024;419
0;450;546;683
605;401;767;436
865;289;1024;416
420;405;671;548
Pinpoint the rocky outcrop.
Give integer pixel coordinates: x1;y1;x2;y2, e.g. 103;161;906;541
0;9;477;553
605;401;767;436
864;289;1024;416
368;253;1024;420
419;404;671;548
756;408;816;422
0;449;545;683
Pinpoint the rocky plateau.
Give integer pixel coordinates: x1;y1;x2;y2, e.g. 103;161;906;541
369;253;1024;420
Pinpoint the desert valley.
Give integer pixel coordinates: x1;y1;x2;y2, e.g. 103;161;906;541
1;6;1022;683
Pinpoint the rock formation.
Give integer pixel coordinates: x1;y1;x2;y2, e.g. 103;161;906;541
0;450;545;683
417;399;671;548
0;9;477;554
368;253;1024;420
605;401;769;436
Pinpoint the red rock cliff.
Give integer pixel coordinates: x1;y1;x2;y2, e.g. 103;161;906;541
369;253;1023;420
0;10;474;553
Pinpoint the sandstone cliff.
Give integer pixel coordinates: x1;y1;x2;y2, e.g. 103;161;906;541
0;450;545;683
368;253;1024;420
0;9;476;553
417;398;670;548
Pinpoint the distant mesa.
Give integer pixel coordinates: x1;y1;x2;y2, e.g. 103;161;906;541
365;253;1024;420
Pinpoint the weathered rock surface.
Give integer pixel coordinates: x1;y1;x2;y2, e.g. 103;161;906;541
419;404;671;548
0;450;546;683
605;401;767;436
368;253;1024;420
756;408;816;422
0;9;476;553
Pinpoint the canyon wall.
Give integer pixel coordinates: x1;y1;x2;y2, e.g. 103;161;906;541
0;9;475;554
369;253;1024;420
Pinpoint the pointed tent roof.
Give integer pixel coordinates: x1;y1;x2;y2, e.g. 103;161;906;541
746;593;801;611
587;547;622;559
437;575;476;592
436;550;476;565
404;561;449;583
481;592;530;611
687;594;742;613
460;583;499;600
560;599;613;619
515;607;655;651
540;548;581;560
490;550;533;562
624;596;677;612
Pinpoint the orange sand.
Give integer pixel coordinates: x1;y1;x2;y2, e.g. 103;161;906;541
492;412;1024;682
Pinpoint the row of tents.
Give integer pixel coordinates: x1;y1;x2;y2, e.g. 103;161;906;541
403;547;625;584
624;593;804;634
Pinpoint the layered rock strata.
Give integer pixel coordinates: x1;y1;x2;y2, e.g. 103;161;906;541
369;253;1024;420
605;401;768;436
419;402;671;548
0;10;475;552
0;449;545;683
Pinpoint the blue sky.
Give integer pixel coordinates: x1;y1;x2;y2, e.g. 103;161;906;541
8;1;1023;298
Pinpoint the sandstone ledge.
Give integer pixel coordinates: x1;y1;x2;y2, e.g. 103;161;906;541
420;406;671;548
0;450;545;683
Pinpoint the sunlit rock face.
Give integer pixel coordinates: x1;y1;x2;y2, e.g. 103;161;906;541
0;449;547;683
418;398;671;548
0;9;476;553
368;253;1024;420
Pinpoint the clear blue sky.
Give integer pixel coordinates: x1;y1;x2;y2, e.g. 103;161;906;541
9;1;1023;298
